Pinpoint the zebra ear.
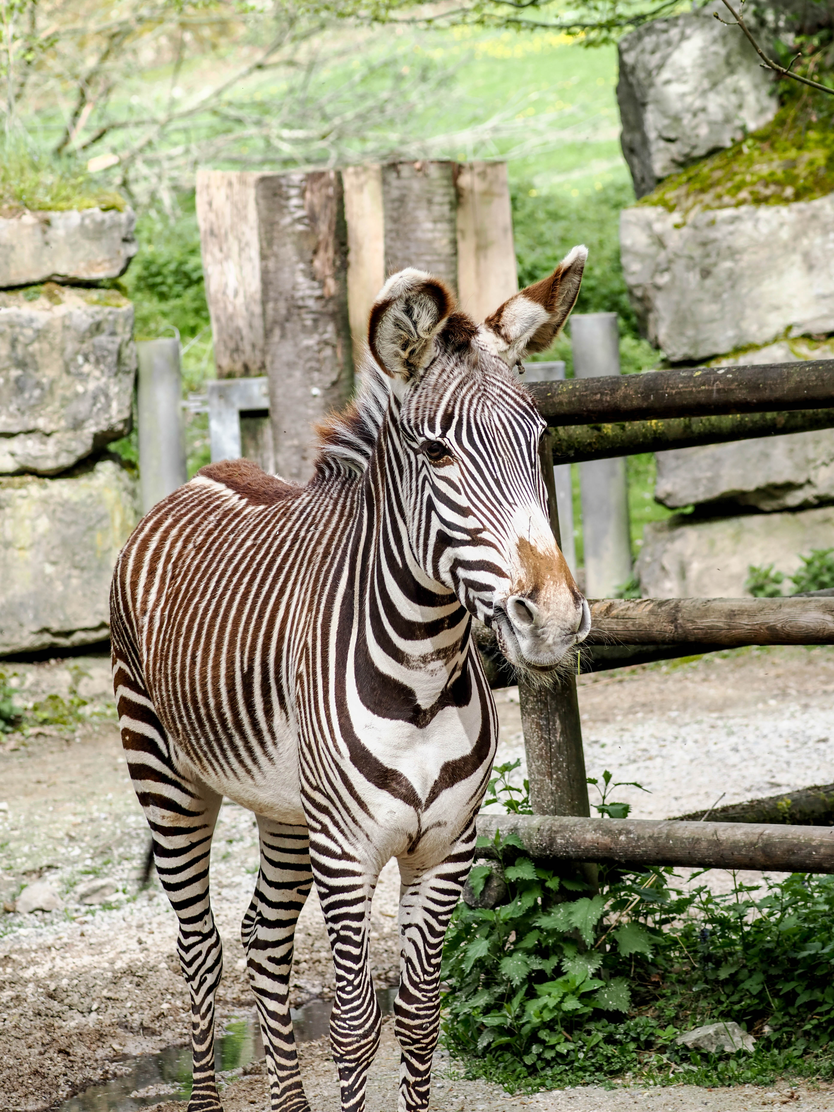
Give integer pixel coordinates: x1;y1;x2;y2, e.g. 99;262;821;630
368;269;454;382
482;245;587;363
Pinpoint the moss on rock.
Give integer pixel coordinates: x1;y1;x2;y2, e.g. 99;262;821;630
0;147;126;215
639;88;834;215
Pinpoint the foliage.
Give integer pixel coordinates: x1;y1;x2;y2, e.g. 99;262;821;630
0;0;454;209
513;179;640;338
746;547;834;596
0;142;126;214
0;675;22;734
483;759;533;814
443;770;834;1089
122;204;210;344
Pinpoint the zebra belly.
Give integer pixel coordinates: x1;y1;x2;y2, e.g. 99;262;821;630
166;721;307;827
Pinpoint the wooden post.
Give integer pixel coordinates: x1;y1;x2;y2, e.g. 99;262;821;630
519;430;591;819
342;165;386;369
526;358;834;426
571;312;632;598
454;161;518;322
342;160;519;370
476;814;834;873
196;170;353;481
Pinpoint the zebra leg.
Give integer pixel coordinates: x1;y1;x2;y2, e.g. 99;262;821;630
311;848;382;1112
395;837;476;1112
241;818;313;1112
117;672;224;1111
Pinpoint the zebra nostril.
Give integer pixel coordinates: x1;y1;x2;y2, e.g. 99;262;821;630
506;594;538;631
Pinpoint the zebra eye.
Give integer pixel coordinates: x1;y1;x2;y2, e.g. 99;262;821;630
422;440;449;463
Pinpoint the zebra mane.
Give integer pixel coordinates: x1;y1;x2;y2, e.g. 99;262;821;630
314;357;392;478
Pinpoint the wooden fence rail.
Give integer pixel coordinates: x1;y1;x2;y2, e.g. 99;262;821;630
549;408;834;465
475;815;834;873
527;359;834;426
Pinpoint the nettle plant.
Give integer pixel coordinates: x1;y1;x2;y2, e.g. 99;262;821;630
442;763;834;1089
442;764;673;1084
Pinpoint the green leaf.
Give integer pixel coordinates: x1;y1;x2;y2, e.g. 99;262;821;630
505;857;538;882
613;921;653;958
467;864;492;899
463;936;491;974
594;977;631;1013
500;951;532;986
562;951;603;979
566;895;606;946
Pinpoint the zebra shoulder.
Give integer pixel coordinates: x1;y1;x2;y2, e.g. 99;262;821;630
196;458;299;506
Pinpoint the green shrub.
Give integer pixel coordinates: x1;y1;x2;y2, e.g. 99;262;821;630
443;770;834;1089
747;548;834;596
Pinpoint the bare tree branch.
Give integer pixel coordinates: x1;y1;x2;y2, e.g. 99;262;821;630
717;0;834;97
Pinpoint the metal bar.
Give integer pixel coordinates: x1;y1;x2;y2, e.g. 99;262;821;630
207;377;270;462
527;359;834;427
137;338;187;514
475;814;834;873
549;408;834;464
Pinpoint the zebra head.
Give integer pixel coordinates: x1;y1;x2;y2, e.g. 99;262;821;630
367;247;591;674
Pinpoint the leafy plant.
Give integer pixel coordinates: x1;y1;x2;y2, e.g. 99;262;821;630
747;547;834;597
443;767;834;1089
483;759;532;815
0;675;22;734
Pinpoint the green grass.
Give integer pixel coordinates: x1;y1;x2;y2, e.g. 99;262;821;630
0;143;126;214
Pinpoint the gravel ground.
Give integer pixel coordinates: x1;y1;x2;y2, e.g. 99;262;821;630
0;645;832;1111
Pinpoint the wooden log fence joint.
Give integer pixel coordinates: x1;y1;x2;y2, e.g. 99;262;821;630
475;815;834;874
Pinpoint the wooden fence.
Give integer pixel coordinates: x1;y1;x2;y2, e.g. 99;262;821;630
473;358;834;874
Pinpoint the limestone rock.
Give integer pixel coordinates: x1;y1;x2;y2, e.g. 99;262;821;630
617;9;777;198
0;459;140;655
656;429;834;512
0;207;136;287
675;1021;755;1054
16;880;62;914
620;193;834;361
635;504;834;598
0;285;136;475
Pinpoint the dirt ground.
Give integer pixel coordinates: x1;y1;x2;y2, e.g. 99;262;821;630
0;646;832;1112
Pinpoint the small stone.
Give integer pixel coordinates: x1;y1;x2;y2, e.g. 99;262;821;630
16;880;62;913
675;1020;755;1054
0;801;8;812
75;878;118;904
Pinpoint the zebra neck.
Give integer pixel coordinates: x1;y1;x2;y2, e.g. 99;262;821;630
349;423;473;715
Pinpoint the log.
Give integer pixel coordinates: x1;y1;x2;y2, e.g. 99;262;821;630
475;814;834;873
548;407;834;464
382;161;459;293
454;161;518;323
257;171;354;483
527;360;834;427
196;170;265;379
585;596;834;647
675;784;834;827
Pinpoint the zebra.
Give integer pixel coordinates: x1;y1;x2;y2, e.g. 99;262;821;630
110;246;591;1112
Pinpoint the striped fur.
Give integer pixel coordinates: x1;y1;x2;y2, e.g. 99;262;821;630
111;255;589;1112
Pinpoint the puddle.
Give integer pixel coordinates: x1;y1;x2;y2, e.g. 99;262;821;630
57;986;398;1111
